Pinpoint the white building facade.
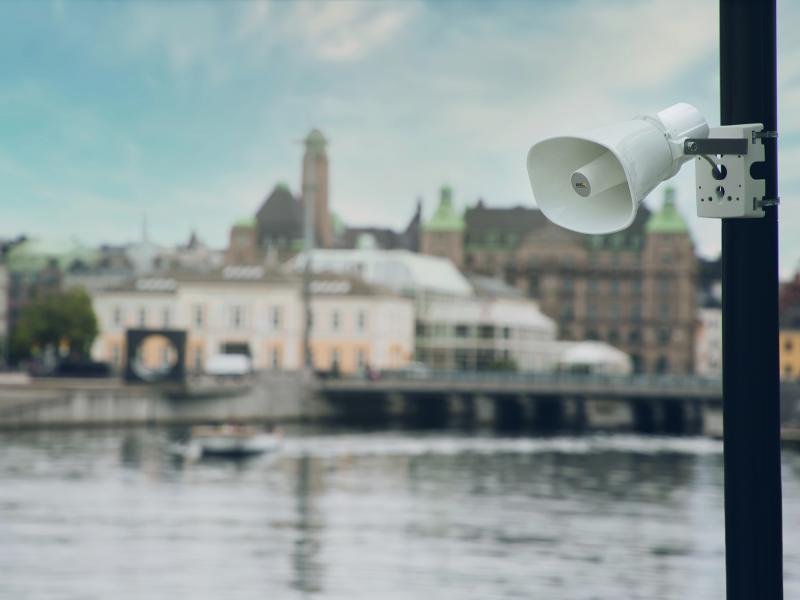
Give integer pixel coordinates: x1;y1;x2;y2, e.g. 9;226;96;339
289;248;576;372
416;295;560;371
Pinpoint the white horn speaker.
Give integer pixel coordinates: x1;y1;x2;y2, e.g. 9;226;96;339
526;103;709;234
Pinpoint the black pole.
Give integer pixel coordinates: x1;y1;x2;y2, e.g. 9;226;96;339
720;1;783;598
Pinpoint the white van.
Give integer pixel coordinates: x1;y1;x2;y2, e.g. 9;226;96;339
204;354;253;376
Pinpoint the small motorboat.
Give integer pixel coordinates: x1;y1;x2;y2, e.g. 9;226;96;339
180;424;282;459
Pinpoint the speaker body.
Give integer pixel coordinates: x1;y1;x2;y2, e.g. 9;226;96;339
527;103;708;234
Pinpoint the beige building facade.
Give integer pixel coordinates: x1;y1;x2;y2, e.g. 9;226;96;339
90;268;413;375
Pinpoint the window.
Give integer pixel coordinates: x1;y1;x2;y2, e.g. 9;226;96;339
331;348;340;369
331;310;340;331
658;328;671;344
587;303;597;321
785;338;794;353
231;306;245;329
656;356;670;374
659;278;671;295
138;308;146;327
659;303;671;321
632;304;642;321
356;349;366;370
609;303;619;321
416;321;427;337
193;305;205;328
561;303;574;321
502;326;511;339
193;348;203;371
111;345;121;367
357;310;367;332
455;325;470;338
271;306;282;331
608;329;619;344
528;276;540;297
628;329;641;344
271;347;281;369
479;325;495;339
112;307;123;327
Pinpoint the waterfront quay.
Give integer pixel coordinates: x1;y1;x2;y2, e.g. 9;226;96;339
2;370;799;435
0;370;770;435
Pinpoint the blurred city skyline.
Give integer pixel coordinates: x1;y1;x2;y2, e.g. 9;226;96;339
2;0;799;275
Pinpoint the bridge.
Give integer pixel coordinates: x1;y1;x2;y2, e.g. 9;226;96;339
316;371;727;434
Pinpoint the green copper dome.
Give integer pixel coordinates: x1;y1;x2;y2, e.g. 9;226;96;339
6;238;98;273
646;188;689;234
424;186;465;232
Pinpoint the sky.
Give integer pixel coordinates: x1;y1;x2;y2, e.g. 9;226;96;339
1;0;799;275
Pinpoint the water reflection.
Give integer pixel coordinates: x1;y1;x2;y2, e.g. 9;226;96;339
291;454;324;596
0;429;792;599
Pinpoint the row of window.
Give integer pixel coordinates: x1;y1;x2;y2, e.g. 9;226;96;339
561;326;675;346
560;303;673;322
416;323;513;340
110;305;370;333
557;278;674;294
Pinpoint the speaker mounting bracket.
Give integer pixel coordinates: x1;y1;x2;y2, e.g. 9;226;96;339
693;123;767;219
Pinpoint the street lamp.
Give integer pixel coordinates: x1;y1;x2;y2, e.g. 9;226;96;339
525;1;782;597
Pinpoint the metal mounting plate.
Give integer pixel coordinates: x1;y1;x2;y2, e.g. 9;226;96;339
695;124;765;219
684;138;749;155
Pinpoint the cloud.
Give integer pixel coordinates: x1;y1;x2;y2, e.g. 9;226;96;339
280;1;420;62
4;0;799;273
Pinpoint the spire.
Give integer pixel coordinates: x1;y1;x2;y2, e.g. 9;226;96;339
423;185;465;232
305;129;327;152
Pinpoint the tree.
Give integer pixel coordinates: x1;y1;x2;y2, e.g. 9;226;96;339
11;288;98;362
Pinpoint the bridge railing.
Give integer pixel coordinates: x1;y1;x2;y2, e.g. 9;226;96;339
342;369;723;392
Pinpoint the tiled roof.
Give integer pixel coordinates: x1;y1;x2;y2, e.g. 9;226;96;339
465;204;547;238
255;185;303;241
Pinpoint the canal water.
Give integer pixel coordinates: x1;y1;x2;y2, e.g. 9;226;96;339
1;429;799;599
